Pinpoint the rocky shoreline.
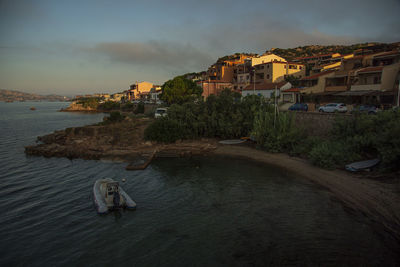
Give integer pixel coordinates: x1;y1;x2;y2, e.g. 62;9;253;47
25;118;218;169
59;101;99;112
25;118;400;241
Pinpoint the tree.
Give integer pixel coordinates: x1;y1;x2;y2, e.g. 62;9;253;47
284;75;300;86
160;76;202;105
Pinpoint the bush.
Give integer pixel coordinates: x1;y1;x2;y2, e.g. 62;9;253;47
144;117;183;143
77;97;100;109
99;111;125;125
120;102;134;112
308;140;360;169
144;90;265;142
99;101;120;111
252;108;304;152
134;102;145;114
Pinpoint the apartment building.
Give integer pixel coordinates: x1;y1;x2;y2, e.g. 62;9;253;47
127;81;153;100
254;61;305;84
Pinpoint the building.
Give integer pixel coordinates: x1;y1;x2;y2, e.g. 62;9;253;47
281;87;301;103
127;81;153;100
198;81;234;98
299;70;335;94
206;54;253;82
150;85;162;102
242;81;291;98
254;61;305;84
110;93;125;102
250;53;286;66
233;59;253;91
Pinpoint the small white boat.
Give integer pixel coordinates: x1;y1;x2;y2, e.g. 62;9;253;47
345;158;380;172
93;178;136;214
219;139;246;145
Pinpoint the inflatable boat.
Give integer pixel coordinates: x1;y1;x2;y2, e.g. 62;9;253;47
93;178;136;214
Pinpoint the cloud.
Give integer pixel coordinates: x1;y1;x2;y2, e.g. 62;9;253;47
88;40;214;73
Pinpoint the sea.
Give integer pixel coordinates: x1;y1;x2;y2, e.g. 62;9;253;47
0;101;399;266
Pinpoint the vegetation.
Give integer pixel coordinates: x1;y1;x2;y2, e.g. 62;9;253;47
145;89;262;142
284;75;301;87
77;97;100;109
134;101;145;114
269;43;380;60
252;108;304;153
98;100;120;111
160;76;203;105
292;111;400;170
99;111;126;125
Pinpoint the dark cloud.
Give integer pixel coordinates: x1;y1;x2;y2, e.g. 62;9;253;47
89;41;214;73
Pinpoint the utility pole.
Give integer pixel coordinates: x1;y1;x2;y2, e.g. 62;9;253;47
274;85;277;128
253;67;256;95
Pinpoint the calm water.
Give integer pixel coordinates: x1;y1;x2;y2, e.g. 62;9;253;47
0;102;399;266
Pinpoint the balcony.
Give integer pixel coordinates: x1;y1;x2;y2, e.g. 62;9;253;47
325;86;347;92
350;84;381;91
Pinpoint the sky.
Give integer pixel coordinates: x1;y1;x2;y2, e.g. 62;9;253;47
1;0;399;96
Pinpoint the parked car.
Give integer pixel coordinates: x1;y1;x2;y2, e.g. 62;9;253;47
351;105;380;115
288;103;308;112
154;108;168;118
318;103;347;113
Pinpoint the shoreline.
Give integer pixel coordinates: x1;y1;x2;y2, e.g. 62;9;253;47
213;145;400;241
24;120;400;241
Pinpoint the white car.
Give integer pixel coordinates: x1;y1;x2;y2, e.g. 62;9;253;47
154;108;168;118
318;103;347;113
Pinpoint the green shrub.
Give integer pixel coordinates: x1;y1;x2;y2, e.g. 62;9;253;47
252;108;304;152
98;100;120;111
143;90;265;142
134;102;145;114
144;117;182;143
120;102;134;112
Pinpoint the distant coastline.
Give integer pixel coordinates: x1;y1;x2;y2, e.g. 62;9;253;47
0;89;70;102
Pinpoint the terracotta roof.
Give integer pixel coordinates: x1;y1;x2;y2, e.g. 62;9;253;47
357;66;384;73
198;80;233;84
301;70;335;80
343;55;365;61
282;88;300;93
242;81;287;91
373;50;400;58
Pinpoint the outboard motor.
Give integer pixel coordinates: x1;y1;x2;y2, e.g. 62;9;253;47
113;191;121;208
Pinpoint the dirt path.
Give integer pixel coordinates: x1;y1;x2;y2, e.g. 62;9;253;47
213;145;400;240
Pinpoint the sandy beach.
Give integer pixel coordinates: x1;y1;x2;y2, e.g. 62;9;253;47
214;145;400;241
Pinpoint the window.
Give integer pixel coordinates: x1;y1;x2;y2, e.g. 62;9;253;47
266;74;270;79
374;76;381;84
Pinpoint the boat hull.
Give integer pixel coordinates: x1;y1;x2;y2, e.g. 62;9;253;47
93;178;136;214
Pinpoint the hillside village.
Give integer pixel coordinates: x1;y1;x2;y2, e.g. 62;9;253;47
73;42;400;110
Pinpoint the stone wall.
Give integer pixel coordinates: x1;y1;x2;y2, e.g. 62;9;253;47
292;112;350;137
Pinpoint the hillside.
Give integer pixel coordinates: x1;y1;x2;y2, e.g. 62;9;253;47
0;89;70;102
268;42;399;60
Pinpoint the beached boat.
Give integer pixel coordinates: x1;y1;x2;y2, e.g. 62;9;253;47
93;178;136;214
219;139;246;145
345;158;380;172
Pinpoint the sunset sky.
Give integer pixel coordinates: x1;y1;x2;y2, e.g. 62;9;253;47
1;0;399;96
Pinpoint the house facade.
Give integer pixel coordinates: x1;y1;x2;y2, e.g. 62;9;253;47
127;81;153;100
242;81;291;98
198;81;234;98
254;61;305;84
